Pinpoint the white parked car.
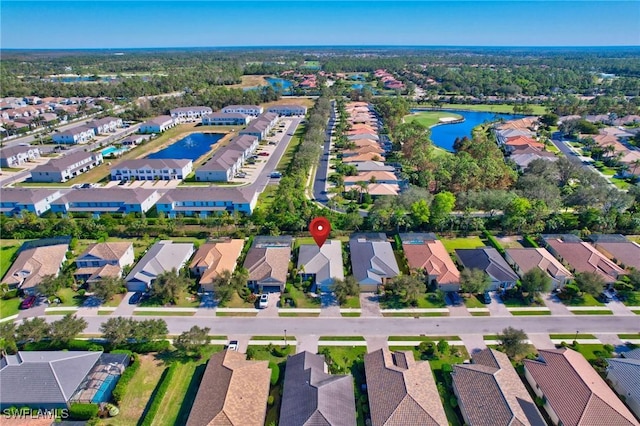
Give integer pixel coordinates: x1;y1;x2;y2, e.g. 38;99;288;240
227;340;239;351
259;293;269;309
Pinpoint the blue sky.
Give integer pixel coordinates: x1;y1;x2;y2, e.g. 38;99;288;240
2;1;639;48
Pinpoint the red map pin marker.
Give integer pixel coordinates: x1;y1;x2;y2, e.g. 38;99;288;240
309;217;331;248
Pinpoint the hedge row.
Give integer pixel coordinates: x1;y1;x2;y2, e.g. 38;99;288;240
112;353;140;404
140;363;177;426
69;403;99;420
523;235;540;248
483;230;505;255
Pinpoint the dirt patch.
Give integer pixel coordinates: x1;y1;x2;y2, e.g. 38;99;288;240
496;236;524;249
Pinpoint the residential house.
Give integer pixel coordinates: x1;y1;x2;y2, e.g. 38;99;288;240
280;351;356;426
348;133;380;142
51;188;160;216
125;240;195;292
455;248;519;290
350;233;400;291
0;188;63;216
266;104;308;116
170;106;213;121
354;161;395;173
243;236;292;292
52;125;96;144
343;145;385;157
221;104;263;116
201;112;251;126
542;234;625;284
195;134;258;182
503;136;545;152
189;239;244;292
343;152;386;163
505;248;573;290
606;354;640;419
588;234;640;270
139;115;177;133
0;144;41;168
400;233;460;292
2;242;68;294
110;158;193;181
156;187;259;216
353;183;400;196
0;351;129;410
452;349;546;426
186;350;271;426
344;171;399;186
31;151;103;183
365;348;448;426
74;242;134;284
239;112;278;140
297;240;344;292
509;146;558;170
87;116;123;134
524;348;639;426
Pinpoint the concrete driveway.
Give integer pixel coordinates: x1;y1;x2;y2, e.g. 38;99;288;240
359;293;382;317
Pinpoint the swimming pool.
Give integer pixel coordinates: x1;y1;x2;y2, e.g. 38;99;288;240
91;374;119;403
101;146;128;157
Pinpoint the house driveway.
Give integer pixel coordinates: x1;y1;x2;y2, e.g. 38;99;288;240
359;292;382;317
365;336;388;352
320;293;341;317
542;293;573;315
487;292;511;317
606;299;635;316
297;335;319;354
111;292;138;316
527;333;556;349
460;334;487;355
256;293;279;317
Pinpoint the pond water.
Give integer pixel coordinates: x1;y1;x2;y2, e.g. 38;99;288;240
146;133;224;161
266;77;293;93
413;109;525;151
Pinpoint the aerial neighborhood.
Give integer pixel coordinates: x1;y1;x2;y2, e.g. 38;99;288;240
1;44;640;426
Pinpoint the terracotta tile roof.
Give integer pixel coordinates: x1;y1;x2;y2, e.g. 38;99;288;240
79;242;132;262
351;139;381;147
243;236;292;285
402;239;460;286
505;136;545;150
2;243;68;290
524;348;639;426
453;349;546;426
354;183;400;196
344;145;385;156
344;171;397;183
543;235;624;283
365;348;448;426
186;350;271;426
189;239;244;285
343;152;386;163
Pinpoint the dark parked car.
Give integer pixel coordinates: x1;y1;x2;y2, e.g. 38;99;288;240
20;295;37;309
447;292;462;306
483;291;492;304
129;292;143;305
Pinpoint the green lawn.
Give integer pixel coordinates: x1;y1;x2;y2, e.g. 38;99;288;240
620;291;640;306
256;185;278;210
98;354;165;426
0;243;20;279
46;309;78;316
510;310;551;315
550;333;596;340
139;295;200;308
572;310;613;315
152;346;224;426
341;295;361;309
618;333;640;339
102;293;125;307
318;336;366;341
440;236;484;254
279;312;320;317
293;237;316;249
383;312;449;317
562;343;613;362
216;311;257;316
251;335;295;341
502;295;545;307
464;294;486;308
562;293;605;307
56;288;85;307
277;123;306;172
380;292;446;309
341;312;361;317
404;111;463;128
134;311;195;316
220;291;256;308
470;311;491;316
281;285;321;309
0;298;21;318
438;103;548;115
388;335;461;341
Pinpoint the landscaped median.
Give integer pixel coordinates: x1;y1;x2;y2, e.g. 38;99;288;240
506;307;551;316
380;308;449;317
566;306;613;315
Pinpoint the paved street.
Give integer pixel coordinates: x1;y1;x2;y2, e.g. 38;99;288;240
41;314;640;336
312;101;335;203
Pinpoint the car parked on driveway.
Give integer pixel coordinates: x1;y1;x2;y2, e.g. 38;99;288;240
20;295;37;309
483;291;492;304
129;292;143;305
227;340;239;351
259;293;269;309
447;292;462;306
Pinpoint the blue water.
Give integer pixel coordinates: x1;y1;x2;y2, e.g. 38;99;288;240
101;146;128;156
91;375;118;403
146;133;224;161
351;84;364;90
412;109;525;151
266;77;293;93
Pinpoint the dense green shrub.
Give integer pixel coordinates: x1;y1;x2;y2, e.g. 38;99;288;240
523;235;539;248
483;230;505;255
69;403;99;420
269;361;280;385
2;289;19;299
112;353;139;404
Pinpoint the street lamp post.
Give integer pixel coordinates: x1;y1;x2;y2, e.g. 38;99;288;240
575;330;579;343
284;329;287;347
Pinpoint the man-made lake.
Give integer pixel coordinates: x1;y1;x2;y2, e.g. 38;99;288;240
146;133;224;161
414;109;525;151
266;77;293;93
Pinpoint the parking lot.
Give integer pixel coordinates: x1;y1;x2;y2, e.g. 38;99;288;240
103;179;181;189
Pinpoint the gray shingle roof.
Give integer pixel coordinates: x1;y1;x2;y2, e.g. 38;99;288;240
606;357;640;418
455;248;518;283
0;351;102;408
32;151;100;173
350;233;399;285
125;240;194;286
280;351;356;426
297;240;344;289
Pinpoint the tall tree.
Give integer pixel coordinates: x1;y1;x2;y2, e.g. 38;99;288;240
460;268;491;294
385;275;427;307
90;277;125;302
497;327;529;359
331;276;360;305
430;191;456;230
0;322;17;354
16;317;50;343
574;271;606;297
49;314;87;345
520;268;552;301
174;326;211;358
151;269;191;305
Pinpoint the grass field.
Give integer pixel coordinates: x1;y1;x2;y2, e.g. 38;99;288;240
281;286;321;309
98;354;165;426
470;311;491;316
134;311;195;316
318;336;366;341
0;243;20;279
562;293;605;307
276;123;306;172
0;298;21;318
404;111;463;128
440;236;484;254
437;103;548;115
380;293;446;309
464;294;486;308
56;288;85;307
388;335;462;341
510;310;551;315
228;74;268;88
341;295;361;309
382;312;449;317
263;98;316;109
618;333;640;339
256;184;278;211
550;333;596;340
571;310;613;315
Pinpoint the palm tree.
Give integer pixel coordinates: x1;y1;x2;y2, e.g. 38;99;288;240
630;159;640;177
355;180;368;204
